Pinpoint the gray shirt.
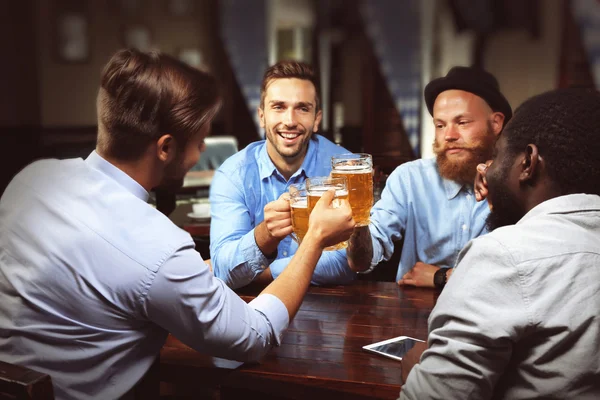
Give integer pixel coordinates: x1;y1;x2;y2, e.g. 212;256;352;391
401;194;600;400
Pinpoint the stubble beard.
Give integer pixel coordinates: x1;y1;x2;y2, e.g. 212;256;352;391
156;153;186;191
266;124;312;161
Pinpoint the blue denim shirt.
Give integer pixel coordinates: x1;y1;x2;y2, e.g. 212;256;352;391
210;134;356;289
369;158;490;281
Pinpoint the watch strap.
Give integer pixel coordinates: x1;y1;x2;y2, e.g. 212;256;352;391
434;267;451;289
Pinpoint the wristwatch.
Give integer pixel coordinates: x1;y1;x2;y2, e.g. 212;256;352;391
434;267;451;290
356;264;376;274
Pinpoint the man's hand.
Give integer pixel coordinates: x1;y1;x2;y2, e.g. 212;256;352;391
254;193;293;257
474;160;492;202
306;190;355;249
347;225;374;272
263;193;294;240
398;262;441;288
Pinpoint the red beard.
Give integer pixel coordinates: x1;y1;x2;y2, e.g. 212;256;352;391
433;132;496;186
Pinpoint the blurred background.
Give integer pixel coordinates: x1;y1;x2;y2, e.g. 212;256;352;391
1;0;598;197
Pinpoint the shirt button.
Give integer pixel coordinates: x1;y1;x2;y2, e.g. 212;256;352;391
462;224;467;231
283;251;288;256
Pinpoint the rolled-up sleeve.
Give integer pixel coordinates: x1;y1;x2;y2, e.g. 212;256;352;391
210;168;275;289
143;243;288;363
399;237;530;400
370;167;410;266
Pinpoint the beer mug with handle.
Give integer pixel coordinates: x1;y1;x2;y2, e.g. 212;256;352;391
289;183;308;244
331;153;373;227
305;176;349;251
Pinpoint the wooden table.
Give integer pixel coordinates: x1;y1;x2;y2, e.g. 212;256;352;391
159;281;437;399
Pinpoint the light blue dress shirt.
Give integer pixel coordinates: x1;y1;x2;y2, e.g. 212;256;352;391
369;158;490;281
0;151;288;400
210;134;356;289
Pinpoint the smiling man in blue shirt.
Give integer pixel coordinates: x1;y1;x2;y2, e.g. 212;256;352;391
210;61;355;289
0;50;356;400
347;66;512;289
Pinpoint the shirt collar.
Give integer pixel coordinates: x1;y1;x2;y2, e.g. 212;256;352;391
258;144;280;180
443;178;468;200
85;151;149;202
519;193;600;224
436;158;472;199
257;136;319;181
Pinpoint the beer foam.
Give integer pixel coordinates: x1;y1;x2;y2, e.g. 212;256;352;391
309;186;348;197
332;165;372;173
291;199;308;208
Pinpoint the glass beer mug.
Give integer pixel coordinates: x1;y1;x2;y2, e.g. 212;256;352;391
289;183;309;244
331;153;373;227
305;176;349;251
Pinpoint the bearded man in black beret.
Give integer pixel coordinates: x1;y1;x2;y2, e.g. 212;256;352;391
347;66;512;289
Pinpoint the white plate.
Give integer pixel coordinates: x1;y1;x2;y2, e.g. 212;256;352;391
187;212;211;221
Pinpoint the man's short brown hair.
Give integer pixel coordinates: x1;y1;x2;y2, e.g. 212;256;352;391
96;49;221;161
259;60;320;110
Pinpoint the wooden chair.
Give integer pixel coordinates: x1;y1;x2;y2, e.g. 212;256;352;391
0;357;162;400
0;360;54;400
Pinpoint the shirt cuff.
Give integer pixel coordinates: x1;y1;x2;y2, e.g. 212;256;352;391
248;293;289;346
269;259;285;280
240;229;276;276
365;228;383;273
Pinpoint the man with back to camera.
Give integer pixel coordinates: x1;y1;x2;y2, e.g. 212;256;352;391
210;60;356;289
0;49;355;400
347;66;512;290
400;87;600;399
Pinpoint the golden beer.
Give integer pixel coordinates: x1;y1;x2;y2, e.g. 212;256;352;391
307;185;349;251
290;198;309;243
331;154;373;227
289;183;308;244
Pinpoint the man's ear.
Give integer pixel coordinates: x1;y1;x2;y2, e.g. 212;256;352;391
313;109;322;133
258;107;265;128
490;112;505;136
156;134;176;164
519;144;540;184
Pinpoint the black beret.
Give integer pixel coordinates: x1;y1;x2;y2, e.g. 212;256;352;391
424;66;513;123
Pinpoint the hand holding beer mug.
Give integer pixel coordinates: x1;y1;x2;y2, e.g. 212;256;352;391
289;183;309;244
331;153;373;227
305;176;349;251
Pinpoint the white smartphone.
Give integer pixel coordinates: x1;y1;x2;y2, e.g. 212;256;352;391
362;336;425;362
